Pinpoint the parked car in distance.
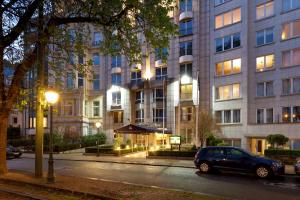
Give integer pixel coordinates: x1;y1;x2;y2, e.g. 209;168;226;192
194;146;284;178
295;158;300;175
7;145;22;158
6;147;15;159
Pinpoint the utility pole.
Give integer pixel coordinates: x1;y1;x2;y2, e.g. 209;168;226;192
35;1;45;178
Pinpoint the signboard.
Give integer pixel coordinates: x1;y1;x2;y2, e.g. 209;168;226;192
170;136;181;145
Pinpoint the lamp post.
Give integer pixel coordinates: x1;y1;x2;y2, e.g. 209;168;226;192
45;90;59;183
95;122;101;156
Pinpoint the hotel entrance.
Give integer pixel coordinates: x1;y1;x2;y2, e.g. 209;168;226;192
248;138;269;155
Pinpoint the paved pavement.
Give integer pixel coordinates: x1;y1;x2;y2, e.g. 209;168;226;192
8;156;300;200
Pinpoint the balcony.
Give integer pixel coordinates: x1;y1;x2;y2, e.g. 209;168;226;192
179;11;193;22
111;67;122;74
179;55;193;64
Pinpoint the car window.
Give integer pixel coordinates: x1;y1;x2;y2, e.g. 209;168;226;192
227;149;247;158
206;148;225;158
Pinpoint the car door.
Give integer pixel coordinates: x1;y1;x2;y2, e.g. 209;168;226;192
224;148;253;172
207;148;227;169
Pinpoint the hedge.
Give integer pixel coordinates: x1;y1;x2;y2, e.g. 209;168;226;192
265;149;300;157
265;149;300;164
85;146;145;155
148;150;197;157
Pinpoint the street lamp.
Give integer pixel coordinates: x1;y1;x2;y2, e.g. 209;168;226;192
45;90;59;183
95;122;101;156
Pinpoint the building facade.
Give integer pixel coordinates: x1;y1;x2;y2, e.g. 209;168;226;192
23;0;300;154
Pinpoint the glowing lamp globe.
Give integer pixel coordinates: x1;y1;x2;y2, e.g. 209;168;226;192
95;122;101;128
45;91;59;104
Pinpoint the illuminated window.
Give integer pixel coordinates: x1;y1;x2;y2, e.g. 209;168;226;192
282;48;300;67
216;58;241;76
256;1;274;20
113;111;123;123
281;20;300;40
256;54;274;71
180;84;192;100
216;83;241;100
215;8;241;29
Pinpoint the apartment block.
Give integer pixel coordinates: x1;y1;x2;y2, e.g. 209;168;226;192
22;0;300;154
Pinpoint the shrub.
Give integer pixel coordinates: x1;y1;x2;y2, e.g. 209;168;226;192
266;134;289;148
206;135;222;146
81;133;106;147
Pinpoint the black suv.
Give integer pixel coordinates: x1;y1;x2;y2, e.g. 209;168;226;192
194;146;284;178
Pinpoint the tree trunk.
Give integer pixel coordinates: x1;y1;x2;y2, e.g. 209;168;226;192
0;115;8;175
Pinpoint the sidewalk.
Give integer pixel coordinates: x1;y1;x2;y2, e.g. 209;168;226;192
0;172;221;200
22;153;196;169
21;153;296;175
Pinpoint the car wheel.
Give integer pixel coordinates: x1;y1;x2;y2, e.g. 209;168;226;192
256;166;270;178
199;162;210;173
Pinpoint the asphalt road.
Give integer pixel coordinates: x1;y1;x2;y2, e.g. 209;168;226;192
8;158;300;200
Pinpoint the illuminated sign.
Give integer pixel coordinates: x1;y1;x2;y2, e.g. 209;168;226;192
170;136;181;145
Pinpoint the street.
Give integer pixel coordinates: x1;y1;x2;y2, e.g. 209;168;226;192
8;157;300;200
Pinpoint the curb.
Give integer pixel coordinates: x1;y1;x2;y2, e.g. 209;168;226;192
0;177;116;200
22;156;196;169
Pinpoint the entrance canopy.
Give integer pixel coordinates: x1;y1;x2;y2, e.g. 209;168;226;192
114;124;172;135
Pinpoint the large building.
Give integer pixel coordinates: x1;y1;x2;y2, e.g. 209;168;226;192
23;0;300;154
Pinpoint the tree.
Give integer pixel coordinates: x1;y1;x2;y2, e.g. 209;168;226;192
197;110;220;148
266;134;289;149
0;0;177;174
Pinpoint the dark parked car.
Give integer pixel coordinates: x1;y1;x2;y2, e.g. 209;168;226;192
7;145;22;158
295;158;300;175
194;146;284;178
6;148;15;159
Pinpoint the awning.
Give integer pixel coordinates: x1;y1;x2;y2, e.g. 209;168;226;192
114;124;172;135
